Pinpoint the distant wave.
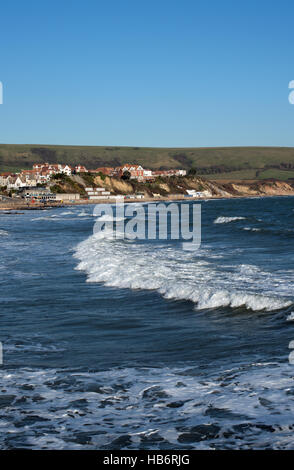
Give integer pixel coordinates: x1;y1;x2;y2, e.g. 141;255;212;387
74;232;292;312
60;211;75;215
97;214;125;222
31;216;63;221
214;216;246;224
243;227;261;232
0;229;8;236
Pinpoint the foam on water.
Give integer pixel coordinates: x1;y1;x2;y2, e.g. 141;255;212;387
97;214;125;222
60;211;75;215
243;227;261;232
214;216;247;224
2;199;294;450
74;231;292;312
1;361;294;449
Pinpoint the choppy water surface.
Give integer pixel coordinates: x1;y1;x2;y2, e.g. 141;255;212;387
1;197;294;449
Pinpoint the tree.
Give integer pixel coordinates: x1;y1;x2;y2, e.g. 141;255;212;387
188;168;197;176
121;171;131;180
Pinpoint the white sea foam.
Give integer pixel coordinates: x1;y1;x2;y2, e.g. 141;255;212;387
1;361;294;449
243;227;261;232
214;216;246;224
0;229;8;236
74;233;292;312
61;211;75;215
287;312;294;321
97;214;125;222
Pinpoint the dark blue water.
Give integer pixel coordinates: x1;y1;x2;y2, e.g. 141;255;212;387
1;197;294;449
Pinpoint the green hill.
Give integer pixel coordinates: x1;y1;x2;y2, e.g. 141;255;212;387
2;144;294;180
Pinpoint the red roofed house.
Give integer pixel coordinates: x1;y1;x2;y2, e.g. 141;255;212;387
74;165;88;173
114;164;145;180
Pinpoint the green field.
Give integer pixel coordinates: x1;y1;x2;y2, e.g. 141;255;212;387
256;169;294;180
203;169;258;180
204;168;294;181
1;144;294;180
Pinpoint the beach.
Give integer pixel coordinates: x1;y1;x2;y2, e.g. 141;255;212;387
2;184;294;212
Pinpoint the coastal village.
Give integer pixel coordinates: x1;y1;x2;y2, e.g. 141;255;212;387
0;162;187;188
0;162;209;205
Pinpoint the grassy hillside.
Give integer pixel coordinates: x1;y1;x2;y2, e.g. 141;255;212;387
2;144;294;180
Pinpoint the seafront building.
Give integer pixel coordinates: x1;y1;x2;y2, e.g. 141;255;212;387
19;188;80;203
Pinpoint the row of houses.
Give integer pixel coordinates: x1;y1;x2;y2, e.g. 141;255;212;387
0;163;88;190
94;164;186;180
0;171;51;190
31;162;187;180
0;162;187;191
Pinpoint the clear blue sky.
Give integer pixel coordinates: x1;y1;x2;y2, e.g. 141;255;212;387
0;0;294;147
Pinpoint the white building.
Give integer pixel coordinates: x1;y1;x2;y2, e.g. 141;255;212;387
85;187;111;198
75;165;88;173
0;174;10;186
186;189;208;198
54;193;80;201
60;165;72;176
7;176;27;190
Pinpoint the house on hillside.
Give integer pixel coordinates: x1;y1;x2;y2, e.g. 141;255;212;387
114;164;145;180
20;171;38;187
7;175;27;190
33;163;44;171
33;163;72;176
152;169;187;177
74;165;88;173
0;172;12;187
39;170;52;183
143;169;153;179
59;164;72;175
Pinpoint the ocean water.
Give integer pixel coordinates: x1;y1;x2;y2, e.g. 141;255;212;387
1;197;294;449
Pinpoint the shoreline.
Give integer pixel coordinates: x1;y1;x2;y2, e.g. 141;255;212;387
1;192;294;211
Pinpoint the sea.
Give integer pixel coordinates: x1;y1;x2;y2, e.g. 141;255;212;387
1;196;294;450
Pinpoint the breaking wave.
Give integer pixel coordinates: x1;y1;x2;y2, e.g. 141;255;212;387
243;227;261;232
60;211;75;215
74;232;292;312
214;216;247;224
97;214;125;222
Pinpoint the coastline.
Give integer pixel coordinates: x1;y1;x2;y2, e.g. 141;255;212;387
1;191;294;211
